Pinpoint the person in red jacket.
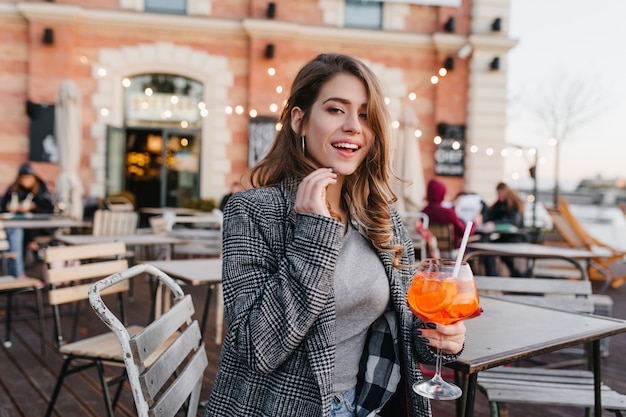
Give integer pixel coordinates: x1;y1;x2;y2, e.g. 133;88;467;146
421;179;474;249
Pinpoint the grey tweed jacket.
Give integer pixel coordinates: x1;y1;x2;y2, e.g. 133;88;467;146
205;178;451;417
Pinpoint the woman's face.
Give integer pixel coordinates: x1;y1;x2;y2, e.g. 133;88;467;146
291;74;374;176
18;174;36;190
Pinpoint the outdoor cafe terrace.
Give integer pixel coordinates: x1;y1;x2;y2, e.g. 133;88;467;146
0;266;625;416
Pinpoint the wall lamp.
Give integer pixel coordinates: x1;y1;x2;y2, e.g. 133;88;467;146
43;28;54;45
264;44;275;59
444;56;455;71
266;2;276;19
444;17;455;33
490;57;500;71
491;17;502;31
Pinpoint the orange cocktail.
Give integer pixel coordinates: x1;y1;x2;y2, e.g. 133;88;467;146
408;272;481;325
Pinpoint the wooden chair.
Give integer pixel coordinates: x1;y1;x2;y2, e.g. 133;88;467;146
474;276;626;416
429;223;456;258
169;213;223;343
103;195;135;212
89;264;208;417
92;209;139;237
0;221;45;353
547;197;626;290
167;213;222;259
44;242;130;417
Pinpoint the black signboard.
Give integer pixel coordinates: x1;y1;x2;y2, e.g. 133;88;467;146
27;100;58;163
434;122;465;177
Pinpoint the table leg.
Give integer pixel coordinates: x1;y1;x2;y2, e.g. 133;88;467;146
463;373;478;417
592;339;602;416
201;284;213;336
454;370;466;417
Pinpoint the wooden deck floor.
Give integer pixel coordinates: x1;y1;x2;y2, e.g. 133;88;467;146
1;271;626;416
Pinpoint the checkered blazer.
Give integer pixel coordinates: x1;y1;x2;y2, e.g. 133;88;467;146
205;178;455;417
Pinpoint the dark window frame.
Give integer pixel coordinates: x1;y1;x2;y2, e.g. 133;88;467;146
144;0;187;15
345;0;383;30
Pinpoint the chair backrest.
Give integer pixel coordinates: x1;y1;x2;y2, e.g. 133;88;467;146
89;264;208;417
168;213;223;258
103;195;135;212
149;216;169;236
92;209;138;236
475;276;594;313
0;222;10;253
45;242;129;347
552;197;607;250
400;211;429;230
429;223;455;257
0;222;13;274
545;206;586;249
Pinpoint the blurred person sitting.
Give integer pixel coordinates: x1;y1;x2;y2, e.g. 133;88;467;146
483;182;528;276
421;179;475;250
1;163;54;277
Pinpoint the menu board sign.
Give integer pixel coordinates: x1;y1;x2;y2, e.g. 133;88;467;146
434;123;465;177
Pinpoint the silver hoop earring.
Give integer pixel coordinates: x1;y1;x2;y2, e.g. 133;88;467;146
301;136;306;155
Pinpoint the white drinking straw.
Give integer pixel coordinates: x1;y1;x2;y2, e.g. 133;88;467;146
452;221;474;277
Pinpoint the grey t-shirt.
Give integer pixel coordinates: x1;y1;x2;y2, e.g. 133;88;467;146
332;221;390;395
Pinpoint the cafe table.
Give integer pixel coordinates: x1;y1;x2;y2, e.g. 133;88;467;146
465;242;596;280
145;258;223;343
448;296;626;417
1;214;89;230
54;233;185;260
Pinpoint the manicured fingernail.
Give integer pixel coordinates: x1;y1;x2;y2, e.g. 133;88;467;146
419;337;430;344
416;330;423;336
426;323;437;329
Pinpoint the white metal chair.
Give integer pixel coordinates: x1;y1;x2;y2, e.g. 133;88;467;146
89;264;208;417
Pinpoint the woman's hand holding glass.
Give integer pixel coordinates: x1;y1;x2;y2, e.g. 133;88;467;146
419;321;466;355
408;258;481;400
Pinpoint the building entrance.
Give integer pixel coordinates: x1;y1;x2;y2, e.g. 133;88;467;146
127;127;200;209
106;127;200;210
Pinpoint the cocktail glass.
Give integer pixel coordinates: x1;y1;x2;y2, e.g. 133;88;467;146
408;258;481;400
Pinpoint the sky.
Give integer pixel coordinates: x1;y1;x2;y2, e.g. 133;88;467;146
505;0;626;191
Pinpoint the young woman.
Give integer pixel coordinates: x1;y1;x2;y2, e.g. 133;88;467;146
205;53;466;417
2;163;54;277
483;182;527;276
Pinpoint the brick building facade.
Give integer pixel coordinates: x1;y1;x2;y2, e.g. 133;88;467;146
0;0;515;214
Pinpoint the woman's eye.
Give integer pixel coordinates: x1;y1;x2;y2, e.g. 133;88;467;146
359;112;368;120
328;107;343;114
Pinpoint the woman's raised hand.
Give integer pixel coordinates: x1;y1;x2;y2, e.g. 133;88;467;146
294;168;337;218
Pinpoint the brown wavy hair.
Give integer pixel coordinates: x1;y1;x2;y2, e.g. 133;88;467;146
249;53;404;267
493;182;525;214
